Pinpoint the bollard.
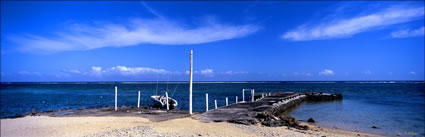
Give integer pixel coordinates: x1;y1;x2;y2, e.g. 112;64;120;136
251;89;255;102
214;100;217;109
189;50;193;115
137;91;141;108
166;91;169;110
115;86;117;111
242;89;245;102
226;97;228;106
206;93;209;112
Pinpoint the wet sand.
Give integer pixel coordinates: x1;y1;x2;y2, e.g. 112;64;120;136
1;115;387;137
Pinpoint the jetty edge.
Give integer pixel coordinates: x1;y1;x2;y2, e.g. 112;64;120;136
195;92;342;129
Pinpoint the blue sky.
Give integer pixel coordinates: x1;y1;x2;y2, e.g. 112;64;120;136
1;1;424;82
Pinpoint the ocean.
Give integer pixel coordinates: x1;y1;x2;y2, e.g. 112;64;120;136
1;82;424;137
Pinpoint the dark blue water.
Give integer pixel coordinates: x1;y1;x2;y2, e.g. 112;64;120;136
1;82;424;136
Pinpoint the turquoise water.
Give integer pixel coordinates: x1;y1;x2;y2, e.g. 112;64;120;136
1;82;424;136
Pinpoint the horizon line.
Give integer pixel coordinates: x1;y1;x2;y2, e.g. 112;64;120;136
1;80;424;84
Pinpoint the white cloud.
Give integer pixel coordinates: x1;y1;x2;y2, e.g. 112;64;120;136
66;69;81;74
319;69;335;76
391;26;425;38
11;17;260;52
184;70;247;76
409;71;416;75
141;1;165;20
63;66;170;77
185;70;200;75
91;67;102;72
90;66;104;76
282;6;424;41
110;65;169;75
200;69;214;76
224;71;248;75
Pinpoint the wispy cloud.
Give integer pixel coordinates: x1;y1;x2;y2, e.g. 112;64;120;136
62;65;170;77
224;71;248;75
11;18;260;53
140;2;166;20
391;26;424;38
64;69;81;74
200;68;214;76
110;65;169;75
185;68;222;77
319;69;335;76
91;66;103;72
282;5;424;41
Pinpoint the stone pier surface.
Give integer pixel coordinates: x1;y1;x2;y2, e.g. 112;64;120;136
194;92;342;125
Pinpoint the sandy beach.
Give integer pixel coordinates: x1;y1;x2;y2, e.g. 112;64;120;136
1;115;387;137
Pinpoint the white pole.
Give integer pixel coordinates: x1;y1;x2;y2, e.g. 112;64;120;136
236;96;238;103
214;100;217;109
206;93;209;112
137;91;141;108
115;86;117;111
166;91;169;110
242;89;245;102
251;89;255;102
226;97;228;106
189;50;193;115
262;93;264;98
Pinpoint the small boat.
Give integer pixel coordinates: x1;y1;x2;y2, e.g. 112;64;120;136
151;89;178;109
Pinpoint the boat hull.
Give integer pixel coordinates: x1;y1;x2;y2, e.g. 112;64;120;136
150;95;178;109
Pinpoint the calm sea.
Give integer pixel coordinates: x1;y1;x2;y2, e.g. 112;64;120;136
1;82;424;136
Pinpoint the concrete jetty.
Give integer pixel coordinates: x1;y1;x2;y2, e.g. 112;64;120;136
195;92;342;126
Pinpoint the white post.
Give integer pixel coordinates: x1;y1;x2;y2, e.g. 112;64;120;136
262;93;264;98
242;89;245;102
251;89;255;102
137;91;141;108
226;97;228;106
166;91;169;110
115;86;117;111
206;93;209;112
189;50;193;115
236;96;238;103
214;100;217;109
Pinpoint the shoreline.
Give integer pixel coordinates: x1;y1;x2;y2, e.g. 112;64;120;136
0;97;389;137
1;115;388;137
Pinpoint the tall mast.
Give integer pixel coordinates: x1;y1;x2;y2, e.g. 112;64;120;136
189;50;193;115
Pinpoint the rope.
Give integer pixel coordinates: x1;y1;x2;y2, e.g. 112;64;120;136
171;82;180;97
155;80;159;95
166;77;169;90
